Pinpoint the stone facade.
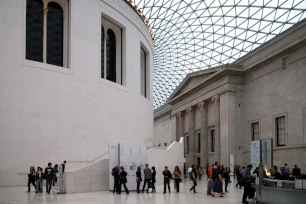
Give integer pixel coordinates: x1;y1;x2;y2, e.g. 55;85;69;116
154;19;306;172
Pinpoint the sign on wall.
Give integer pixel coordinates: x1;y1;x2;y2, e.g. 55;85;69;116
119;143;147;191
108;143;147;191
261;139;273;171
250;140;261;173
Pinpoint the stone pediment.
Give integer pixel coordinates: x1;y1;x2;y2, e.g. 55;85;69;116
167;67;221;101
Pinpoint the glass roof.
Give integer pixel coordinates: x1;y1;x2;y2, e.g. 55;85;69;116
129;0;306;109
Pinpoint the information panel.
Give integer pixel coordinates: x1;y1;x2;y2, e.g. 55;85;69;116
108;143;119;190
250;140;261;173
119;143;147;191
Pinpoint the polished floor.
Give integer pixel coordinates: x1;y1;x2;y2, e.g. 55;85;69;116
0;178;255;204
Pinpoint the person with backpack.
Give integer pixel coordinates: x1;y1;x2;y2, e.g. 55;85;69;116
162;166;172;193
212;166;224;197
112;165;120;193
189;164;197;193
35;167;44;193
44;163;54;194
118;166;129;194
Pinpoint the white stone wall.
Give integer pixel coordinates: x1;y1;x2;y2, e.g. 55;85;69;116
153;113;173;147
0;0;153;186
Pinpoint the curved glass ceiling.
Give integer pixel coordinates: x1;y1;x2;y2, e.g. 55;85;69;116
129;0;306;108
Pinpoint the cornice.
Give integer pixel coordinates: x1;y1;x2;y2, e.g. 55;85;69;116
167;68;243;105
244;39;306;75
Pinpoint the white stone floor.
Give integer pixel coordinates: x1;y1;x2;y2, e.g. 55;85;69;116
0;178;256;204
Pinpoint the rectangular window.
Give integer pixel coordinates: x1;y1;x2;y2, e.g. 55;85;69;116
276;116;286;146
252;122;259;141
164;143;167;147
211;130;215;152
186;136;189;154
140;47;148;98
198;133;201;153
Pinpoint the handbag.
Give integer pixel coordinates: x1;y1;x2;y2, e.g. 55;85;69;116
177;178;182;182
136;177;140;183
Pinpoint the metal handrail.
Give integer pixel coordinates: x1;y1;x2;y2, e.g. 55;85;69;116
65;151;108;163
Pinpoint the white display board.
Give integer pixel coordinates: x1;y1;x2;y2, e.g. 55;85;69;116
119;143;147;190
108;143;119;190
250;140;261;174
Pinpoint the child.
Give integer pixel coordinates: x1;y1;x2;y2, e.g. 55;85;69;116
35;167;44;193
207;174;214;195
223;167;230;192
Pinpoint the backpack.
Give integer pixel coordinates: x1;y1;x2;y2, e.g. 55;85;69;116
212;168;217;180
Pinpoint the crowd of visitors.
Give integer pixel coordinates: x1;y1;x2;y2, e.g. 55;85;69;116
27;161;66;193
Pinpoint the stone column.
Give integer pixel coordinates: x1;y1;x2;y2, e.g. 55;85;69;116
212;95;220;163
176;112;184;142
186;107;195;165
198;102;208;170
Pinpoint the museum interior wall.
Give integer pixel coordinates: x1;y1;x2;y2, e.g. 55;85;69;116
153;20;306;171
0;0;153;186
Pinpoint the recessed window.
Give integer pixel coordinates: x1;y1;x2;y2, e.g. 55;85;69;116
164;143;167;147
26;0;69;67
197;133;201;153
140;47;149;98
101;17;123;85
211;130;215;152
186;136;189;154
276;116;286;146
251;122;259;141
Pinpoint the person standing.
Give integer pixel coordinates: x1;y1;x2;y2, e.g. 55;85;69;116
136;166;142;193
44;163;54;194
189;164;197;193
162;166;172;193
35;167;44;193
27;166;36;192
173;166;182;192
61;161;66;173
188;166;192;180
236;165;242;188
184;164;187;178
223;167;230;192
118;167;129;194
234;165;237;179
242;164;253;204
151;166;156;193
112;165;120;194
142;164;152;193
53;164;58;186
198;167;203;180
212;166;223;197
284;163;290;173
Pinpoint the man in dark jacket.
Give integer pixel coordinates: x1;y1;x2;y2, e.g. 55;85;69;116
44;163;54;194
270;166;282;180
162;166;172;193
112;165;120;193
142;164;152;193
189;164;197;193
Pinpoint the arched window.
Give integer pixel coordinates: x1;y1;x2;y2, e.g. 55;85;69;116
47;2;64;67
106;29;116;83
25;0;68;68
101;26;105;78
26;0;44;62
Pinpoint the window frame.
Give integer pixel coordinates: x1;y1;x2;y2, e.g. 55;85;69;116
100;15;123;86
250;120;260;141
276;116;286;146
140;42;150;100
272;113;288;147
23;0;71;74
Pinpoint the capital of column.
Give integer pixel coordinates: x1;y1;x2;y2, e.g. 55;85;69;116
212;95;219;102
104;34;108;40
186;107;193;114
43;8;48;15
176;112;182;118
198;102;206;109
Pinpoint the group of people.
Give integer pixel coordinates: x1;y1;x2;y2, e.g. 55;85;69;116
27;161;66;194
112;164;183;194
